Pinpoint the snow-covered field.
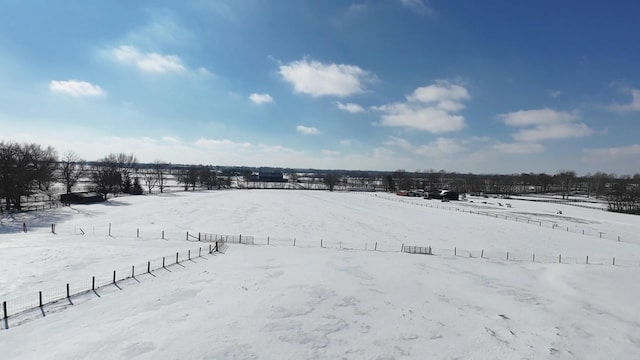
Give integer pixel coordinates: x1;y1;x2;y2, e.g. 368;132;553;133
1;190;640;359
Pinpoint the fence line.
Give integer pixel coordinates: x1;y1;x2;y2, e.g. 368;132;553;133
1;244;219;329
362;193;632;243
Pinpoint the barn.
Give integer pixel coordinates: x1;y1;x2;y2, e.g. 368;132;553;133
60;192;105;204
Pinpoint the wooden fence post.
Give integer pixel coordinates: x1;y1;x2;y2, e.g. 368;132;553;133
586;256;589;264
3;301;6;320
267;236;270;245
162;230;164;240
613;257;616;266
163;257;165;268
113;270;116;284
239;234;242;244
199;247;202;257
147;261;150;273
294;238;296;247
375;242;378;251
401;243;404;252
51;224;55;234
198;232;201;241
533;254;535;262
67;283;70;298
559;254;562;263
176;252;179;264
108;223;111;236
39;291;43;307
137;228;139;238
481;249;484;258
454;247;457;256
321;239;323;248
132;266;135;277
507;251;509;260
188;250;191;260
186;232;189;241
92;276;95;291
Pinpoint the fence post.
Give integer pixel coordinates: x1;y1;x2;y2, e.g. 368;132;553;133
137;228;139;238
23;223;27;233
481;249;484;258
267;236;270;245
163;257;165;268
454;247;457;256
613;257;616;266
198;232;201;241
401;243;404;252
67;283;70;298
108;223;111;236
209;244;212;254
199;247;202;257
321;239;323;248
375;242;378;251
162;231;165;240
113;270;116;284
39;291;43;307
132;265;135;277
214;241;218;252
92;276;95;291
3;301;6;320
239;234;242;244
533;254;535;262
188;250;191;260
294;238;296;247
186;232;189;240
559;254;562;263
507;251;509;261
586;256;589;264
147;261;150;273
176;252;179;264
51;224;55;234
618;236;620;242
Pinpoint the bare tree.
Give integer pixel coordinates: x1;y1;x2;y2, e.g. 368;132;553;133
152;161;168;193
0;142;58;210
323;173;339;191
555;170;577;199
59;151;86;200
91;156;122;200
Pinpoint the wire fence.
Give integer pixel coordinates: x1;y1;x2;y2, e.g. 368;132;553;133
362;193;634;243
1;243;219;329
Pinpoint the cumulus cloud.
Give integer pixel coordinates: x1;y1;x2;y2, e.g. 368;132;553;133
249;93;274;104
493;142;545;154
279;58;372;97
49;80;105;97
374;80;469;133
384;136;464;157
609;87;640;112
112;45;186;73
499;108;592;142
336;101;365;113
296;125;320;135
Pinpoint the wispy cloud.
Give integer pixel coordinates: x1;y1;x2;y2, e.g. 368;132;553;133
49;80;105;97
296;125;320;135
249;93;274;104
399;0;433;14
549;90;561;98
384;136;464;156
493;142;545;154
499;108;592;142
374;80;469;133
279;58;373;97
609;87;640;112
112;45;186;73
583;144;640;161
335;101;365;113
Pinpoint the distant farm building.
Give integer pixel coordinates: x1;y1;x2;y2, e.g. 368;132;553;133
258;172;287;183
60;192;105;204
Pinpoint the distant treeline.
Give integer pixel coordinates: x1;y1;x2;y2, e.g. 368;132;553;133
1;141;638;214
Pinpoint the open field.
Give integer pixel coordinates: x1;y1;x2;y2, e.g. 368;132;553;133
1;190;640;359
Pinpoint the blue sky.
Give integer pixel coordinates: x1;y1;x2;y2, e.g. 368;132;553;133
1;0;639;174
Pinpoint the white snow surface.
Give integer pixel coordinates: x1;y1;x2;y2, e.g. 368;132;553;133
1;190;640;359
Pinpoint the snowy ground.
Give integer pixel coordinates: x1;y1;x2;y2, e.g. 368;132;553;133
1;190;640;359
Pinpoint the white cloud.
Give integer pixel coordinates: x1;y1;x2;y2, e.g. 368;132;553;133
279;58;372;97
197;67;212;76
499;108;579;127
195;138;253;149
112;45;186;73
296;125;320;135
249;93;274;105
384;136;464;157
583;144;640;161
399;0;432;14
499;108;592;142
374;81;470;133
162;136;181;144
549;90;561;98
493;142;545;154
513;123;593;142
339;140;351;146
609;87;640;112
49;80;105;97
322;149;341;156
336;101;365;113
